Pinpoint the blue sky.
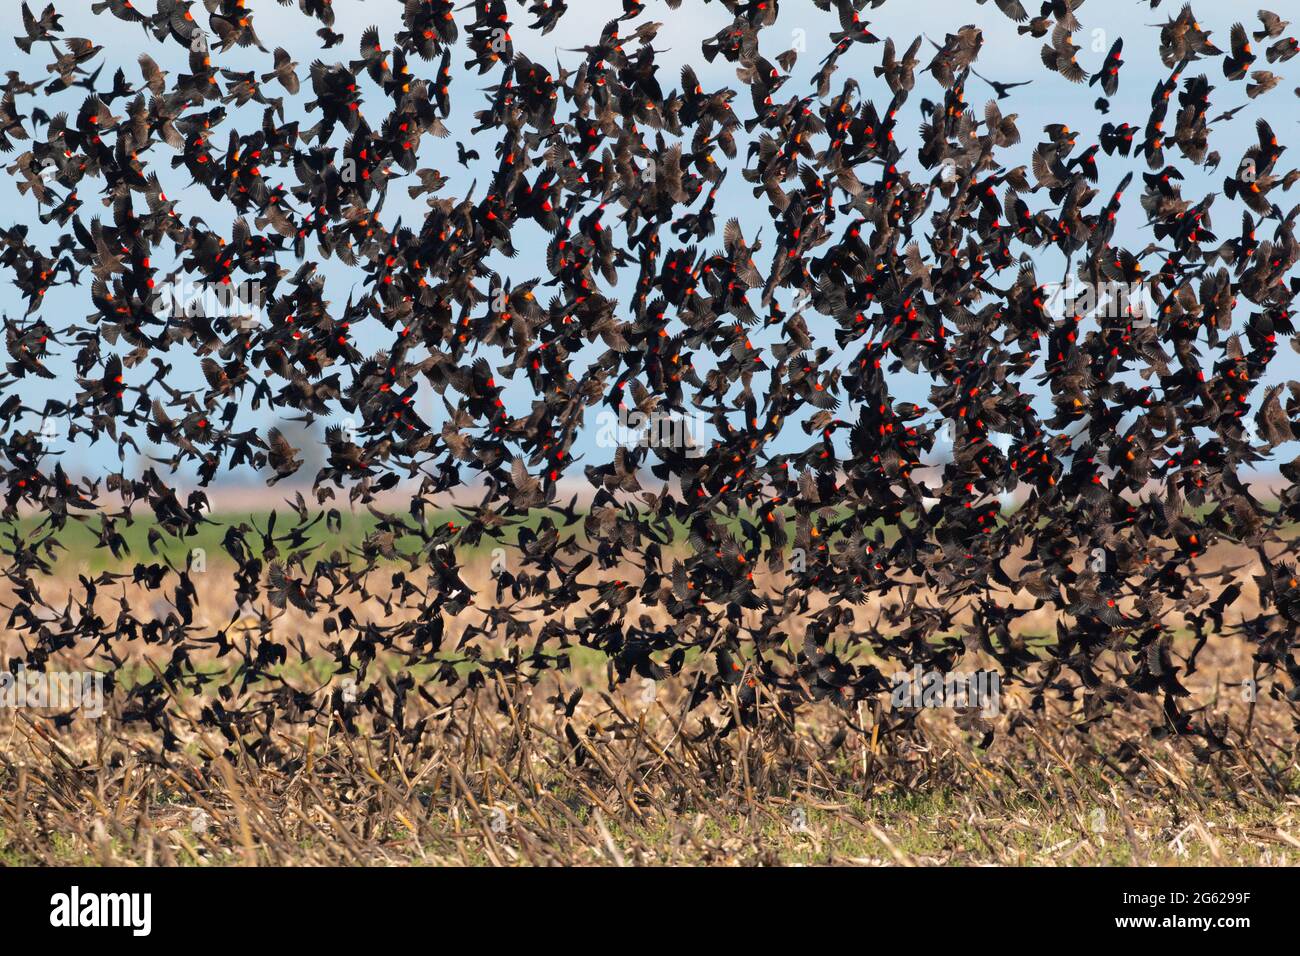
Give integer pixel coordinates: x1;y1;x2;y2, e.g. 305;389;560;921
0;0;1293;485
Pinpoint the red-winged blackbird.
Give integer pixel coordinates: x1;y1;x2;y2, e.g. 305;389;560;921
0;0;1294;766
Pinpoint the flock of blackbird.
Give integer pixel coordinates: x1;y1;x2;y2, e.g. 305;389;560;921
2;0;1300;761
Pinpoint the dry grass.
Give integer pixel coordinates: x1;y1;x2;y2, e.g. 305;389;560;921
1;554;1298;867
3;682;1298;866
